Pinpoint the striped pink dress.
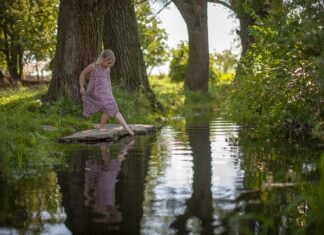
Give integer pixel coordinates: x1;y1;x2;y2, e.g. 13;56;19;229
82;65;119;117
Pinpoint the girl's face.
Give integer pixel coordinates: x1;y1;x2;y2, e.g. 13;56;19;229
101;58;113;68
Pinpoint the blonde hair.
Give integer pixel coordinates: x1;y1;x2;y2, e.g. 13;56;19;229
96;49;115;66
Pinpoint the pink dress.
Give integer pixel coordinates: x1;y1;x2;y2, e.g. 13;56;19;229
82;64;119;117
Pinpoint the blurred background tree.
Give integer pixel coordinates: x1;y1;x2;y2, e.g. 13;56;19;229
0;0;58;81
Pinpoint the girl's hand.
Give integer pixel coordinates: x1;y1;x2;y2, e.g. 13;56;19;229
80;87;85;95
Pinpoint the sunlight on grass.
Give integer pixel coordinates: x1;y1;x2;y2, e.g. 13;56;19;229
0;79;230;180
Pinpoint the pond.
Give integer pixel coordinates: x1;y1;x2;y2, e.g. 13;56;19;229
0;114;322;234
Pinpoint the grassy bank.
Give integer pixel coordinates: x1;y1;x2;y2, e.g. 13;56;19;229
0;78;229;179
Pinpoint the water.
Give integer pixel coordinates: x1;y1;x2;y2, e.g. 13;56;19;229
0;115;322;234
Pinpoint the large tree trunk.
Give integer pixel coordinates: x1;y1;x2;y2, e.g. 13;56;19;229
103;0;161;109
173;0;209;92
45;0;106;102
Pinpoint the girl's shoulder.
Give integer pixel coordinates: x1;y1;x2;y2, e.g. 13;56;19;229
88;63;96;71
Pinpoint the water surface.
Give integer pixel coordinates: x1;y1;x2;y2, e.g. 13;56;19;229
0;115;322;234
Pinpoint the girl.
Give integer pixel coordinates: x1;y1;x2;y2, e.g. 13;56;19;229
79;49;134;136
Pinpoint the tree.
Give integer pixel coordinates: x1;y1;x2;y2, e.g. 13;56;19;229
135;1;169;75
209;0;283;55
169;41;188;82
160;0;282;90
213;49;237;74
172;0;209;92
0;0;58;81
45;0;108;102
229;0;323;138
169;42;235;83
103;0;161;109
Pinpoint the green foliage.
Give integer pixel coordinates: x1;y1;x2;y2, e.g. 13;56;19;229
169;41;188;82
228;0;324;139
0;0;58;71
0;75;230;180
0;82;169;179
149;75;231;117
169;42;237;84
135;1;169;75
0;86;91;179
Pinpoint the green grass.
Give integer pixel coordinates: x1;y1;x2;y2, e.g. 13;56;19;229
0;78;230;180
0;86;92;179
149;75;231;118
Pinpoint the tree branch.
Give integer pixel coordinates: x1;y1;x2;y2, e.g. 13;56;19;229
208;0;235;12
148;0;172;22
134;0;148;5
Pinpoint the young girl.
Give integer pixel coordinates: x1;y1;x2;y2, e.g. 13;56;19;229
79;49;134;136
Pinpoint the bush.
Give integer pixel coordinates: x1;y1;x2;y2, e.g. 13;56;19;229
169;42;237;84
228;0;324;139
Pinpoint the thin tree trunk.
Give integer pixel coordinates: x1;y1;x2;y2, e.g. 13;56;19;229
36;61;40;81
2;26;22;81
45;0;106;102
103;0;162;109
173;0;209;92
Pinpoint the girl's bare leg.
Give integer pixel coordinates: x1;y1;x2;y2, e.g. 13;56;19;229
99;112;109;129
115;112;134;136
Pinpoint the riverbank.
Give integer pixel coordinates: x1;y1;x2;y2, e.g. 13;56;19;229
0;77;230;179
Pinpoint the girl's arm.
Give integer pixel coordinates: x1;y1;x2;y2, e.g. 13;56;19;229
79;63;95;94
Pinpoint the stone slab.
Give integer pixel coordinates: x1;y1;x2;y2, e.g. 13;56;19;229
60;124;157;143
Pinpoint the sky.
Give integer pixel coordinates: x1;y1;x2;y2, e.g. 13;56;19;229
151;2;241;74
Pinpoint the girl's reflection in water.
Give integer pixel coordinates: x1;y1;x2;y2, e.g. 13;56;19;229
84;139;134;224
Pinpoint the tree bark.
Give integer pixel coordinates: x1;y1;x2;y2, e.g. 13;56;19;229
173;0;209;92
103;0;162;109
45;0;106;102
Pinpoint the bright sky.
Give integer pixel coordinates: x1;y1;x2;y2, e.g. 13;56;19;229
151;2;241;74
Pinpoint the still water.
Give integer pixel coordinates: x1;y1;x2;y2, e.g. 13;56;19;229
0;115;322;234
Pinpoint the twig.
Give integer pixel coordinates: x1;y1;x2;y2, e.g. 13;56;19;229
149;0;172;22
208;0;235;12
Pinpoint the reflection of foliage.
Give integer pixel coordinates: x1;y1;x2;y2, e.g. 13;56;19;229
0;171;65;233
302;154;324;233
227;133;322;233
228;0;324;139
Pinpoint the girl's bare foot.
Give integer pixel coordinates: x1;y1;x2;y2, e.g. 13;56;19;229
123;127;134;136
128;129;135;136
98;124;107;131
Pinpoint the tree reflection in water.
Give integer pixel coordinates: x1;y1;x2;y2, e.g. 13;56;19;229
171;117;214;234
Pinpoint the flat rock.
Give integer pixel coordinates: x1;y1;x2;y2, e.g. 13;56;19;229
60;124;157;143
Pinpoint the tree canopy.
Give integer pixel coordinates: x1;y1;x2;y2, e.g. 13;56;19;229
135;1;169;75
